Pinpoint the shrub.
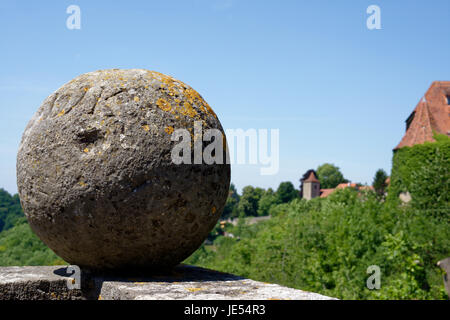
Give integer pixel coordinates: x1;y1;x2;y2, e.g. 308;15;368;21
388;135;450;217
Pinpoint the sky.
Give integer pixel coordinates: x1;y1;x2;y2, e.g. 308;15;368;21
0;0;449;194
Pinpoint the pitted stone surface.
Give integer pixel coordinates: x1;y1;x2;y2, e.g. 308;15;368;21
0;265;336;300
0;266;83;300
16;69;230;270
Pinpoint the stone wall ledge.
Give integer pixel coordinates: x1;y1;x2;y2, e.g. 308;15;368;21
0;264;336;300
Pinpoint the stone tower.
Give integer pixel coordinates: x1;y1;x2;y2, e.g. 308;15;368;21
302;171;321;200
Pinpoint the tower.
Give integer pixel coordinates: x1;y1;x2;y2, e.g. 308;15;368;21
302;171;321;200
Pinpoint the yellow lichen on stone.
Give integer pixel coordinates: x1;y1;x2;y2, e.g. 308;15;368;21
142;125;150;132
156;98;171;112
182;87;216;119
203;101;217;118
178;101;198;118
184;87;203;105
83;148;89;153
134;96;140;102
186;288;203;292
78;181;86;187
142;70;215;121
164;126;174;135
198;104;207;114
57;109;65;117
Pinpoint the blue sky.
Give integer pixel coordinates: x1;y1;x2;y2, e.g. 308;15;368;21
1;0;449;194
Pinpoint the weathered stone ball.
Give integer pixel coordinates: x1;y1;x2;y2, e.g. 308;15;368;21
17;69;230;270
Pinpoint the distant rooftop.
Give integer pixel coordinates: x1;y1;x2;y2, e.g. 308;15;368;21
336;182;358;189
304;171;320;183
319;188;335;198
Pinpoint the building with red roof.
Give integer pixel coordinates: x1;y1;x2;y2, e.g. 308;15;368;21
319;188;335;198
336;182;358;189
300;170;370;200
304;171;320;183
395;81;450;150
301;171;321;200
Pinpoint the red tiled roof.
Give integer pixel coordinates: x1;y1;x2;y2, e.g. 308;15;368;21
336;183;357;189
320;189;335;198
319;184;371;198
395;81;450;150
304;171;320;183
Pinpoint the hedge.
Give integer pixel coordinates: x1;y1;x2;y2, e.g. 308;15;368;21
388;133;450;217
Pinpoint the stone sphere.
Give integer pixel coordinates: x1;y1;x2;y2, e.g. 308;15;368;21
17;69;230;270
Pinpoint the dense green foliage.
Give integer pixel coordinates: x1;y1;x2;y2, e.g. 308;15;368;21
221;182;299;219
0;220;65;266
185;188;449;300
388;134;450;217
0;189;65;266
275;182;298;203
222;183;240;218
0;188;25;232
372;169;388;198
237;186;265;217
316;163;348;189
257;188;277;216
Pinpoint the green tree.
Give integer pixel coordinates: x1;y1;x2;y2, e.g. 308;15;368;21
258;188;278;216
372;169;388;198
221;183;240;219
237;186;264;217
276;181;298;203
316;163;347;189
0;189;25;232
0;220;65;266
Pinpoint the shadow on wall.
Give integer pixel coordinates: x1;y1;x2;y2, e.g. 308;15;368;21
52;264;246;299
